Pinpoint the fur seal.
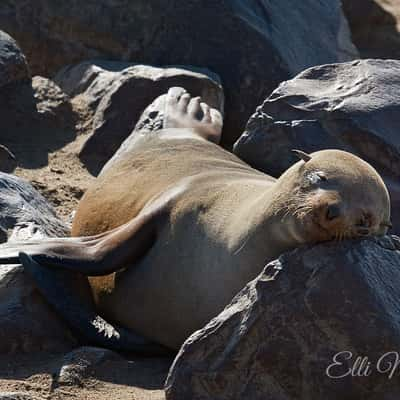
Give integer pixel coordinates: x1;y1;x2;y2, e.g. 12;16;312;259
0;87;391;353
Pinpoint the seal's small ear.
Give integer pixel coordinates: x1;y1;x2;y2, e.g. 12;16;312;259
292;149;312;163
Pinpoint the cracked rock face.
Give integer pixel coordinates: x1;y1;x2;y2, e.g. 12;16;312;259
166;237;400;400
233;59;400;234
0;0;357;148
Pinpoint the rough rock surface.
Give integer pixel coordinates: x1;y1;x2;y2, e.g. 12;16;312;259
56;347;123;386
342;0;400;59
0;146;17;173
31;76;73;125
0;173;74;354
233;59;400;234
0;30;29;88
0;1;357;147
54;62;224;174
165;237;400;400
0;173;69;241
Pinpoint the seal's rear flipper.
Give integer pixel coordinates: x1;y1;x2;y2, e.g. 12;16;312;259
20;252;172;356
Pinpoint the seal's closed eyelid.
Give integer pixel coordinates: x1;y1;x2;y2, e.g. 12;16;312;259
305;171;328;185
317;172;327;181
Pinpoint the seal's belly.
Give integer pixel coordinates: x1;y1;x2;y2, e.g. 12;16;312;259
98;208;264;349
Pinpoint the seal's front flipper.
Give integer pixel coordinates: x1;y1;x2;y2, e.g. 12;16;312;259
20;253;172;356
0;204;161;276
0;184;183;276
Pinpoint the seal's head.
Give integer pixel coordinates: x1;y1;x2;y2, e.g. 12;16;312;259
274;149;391;243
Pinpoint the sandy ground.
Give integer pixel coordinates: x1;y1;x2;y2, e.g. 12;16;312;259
14;133;94;224
7;96;96;224
0;352;171;400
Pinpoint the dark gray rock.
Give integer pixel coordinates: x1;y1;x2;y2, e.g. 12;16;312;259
165;236;400;400
0;173;69;241
0;30;29;88
54;62;223;174
233;59;400;234
0;173;75;354
342;0;400;59
56;346;122;386
52;346;172;392
0;1;357;147
0;145;17;173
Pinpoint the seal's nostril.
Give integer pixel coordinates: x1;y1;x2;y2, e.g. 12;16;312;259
357;227;370;236
326;204;340;221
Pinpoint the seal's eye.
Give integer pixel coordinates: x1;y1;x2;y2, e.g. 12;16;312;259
316;172;327;181
306;171;327;185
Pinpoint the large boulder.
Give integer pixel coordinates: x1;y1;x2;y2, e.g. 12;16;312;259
342;0;400;59
0;173;75;354
0;1;357;147
54;62;224;174
0;30;29;88
165;236;400;400
233;59;400;234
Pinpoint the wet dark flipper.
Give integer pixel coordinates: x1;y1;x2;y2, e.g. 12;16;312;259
0;187;185;355
0;185;183;276
20;253;172;356
0;210;158;276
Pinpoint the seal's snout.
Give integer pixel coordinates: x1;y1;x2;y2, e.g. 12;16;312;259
320;203;376;238
313;201;376;240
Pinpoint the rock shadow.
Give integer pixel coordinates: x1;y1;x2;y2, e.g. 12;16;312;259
343;0;400;59
0;351;173;391
0;80;77;169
